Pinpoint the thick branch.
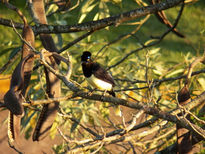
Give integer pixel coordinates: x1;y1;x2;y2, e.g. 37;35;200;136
0;17;24;29
34;0;184;34
0;0;184;34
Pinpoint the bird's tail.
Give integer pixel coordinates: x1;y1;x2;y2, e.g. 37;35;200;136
108;90;115;97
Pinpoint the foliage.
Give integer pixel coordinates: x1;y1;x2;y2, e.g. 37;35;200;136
0;0;204;153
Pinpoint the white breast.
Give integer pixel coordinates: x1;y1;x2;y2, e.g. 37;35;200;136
86;75;113;91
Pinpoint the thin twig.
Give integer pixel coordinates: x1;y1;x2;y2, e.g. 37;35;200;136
125;110;144;132
186;55;205;85
59;30;95;53
68;120;168;153
108;0;185;70
95;14;150;60
128;141;137;154
22;94;74;106
57;127;93;145
39;49;78;92
57;127;70;143
114;68;205;92
10;20;36;53
59;108;100;138
90;142;104;154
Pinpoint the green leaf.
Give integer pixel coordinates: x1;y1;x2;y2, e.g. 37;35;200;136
56;34;63;48
46;4;58;15
9;47;21;60
79;0;98;23
112;0;122;4
0;47;15;57
22;110;36;127
70;120;79;133
153;63;164;75
165;69;184;78
50;121;58;139
153;69;163;76
24;127;33;140
149;48;160;55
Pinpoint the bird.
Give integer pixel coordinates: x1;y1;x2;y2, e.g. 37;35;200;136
81;51;121;116
81;51;115;96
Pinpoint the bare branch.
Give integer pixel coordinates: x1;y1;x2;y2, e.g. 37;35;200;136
39;49;78;92
22;94;74;106
68;120;168;153
0;17;23;29
0;0;184;34
186;55;205;85
115;68;205;85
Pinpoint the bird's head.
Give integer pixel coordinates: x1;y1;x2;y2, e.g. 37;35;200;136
81;51;92;63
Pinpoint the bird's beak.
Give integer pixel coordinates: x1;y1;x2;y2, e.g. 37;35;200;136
81;58;91;64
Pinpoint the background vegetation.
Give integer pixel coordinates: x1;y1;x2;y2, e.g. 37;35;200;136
0;0;204;153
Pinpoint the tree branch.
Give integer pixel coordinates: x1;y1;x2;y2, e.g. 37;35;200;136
0;0;184;34
0;17;23;29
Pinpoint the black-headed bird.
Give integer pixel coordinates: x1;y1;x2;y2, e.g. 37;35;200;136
81;51;115;96
81;51;121;116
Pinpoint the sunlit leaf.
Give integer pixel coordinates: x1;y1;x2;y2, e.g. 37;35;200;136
198;77;205;90
23;110;36;128
165;69;184;78
50;121;58;139
149;48;160;55
79;0;98;23
153;69;163;76
46;4;58;15
78;14;87;24
153;63;164;75
112;0;122;4
144;39;156;46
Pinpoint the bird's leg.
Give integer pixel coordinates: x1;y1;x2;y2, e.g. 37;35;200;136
99;89;107;100
88;88;96;96
103;89;107;96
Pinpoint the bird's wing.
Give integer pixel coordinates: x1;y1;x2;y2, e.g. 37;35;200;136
92;63;115;86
